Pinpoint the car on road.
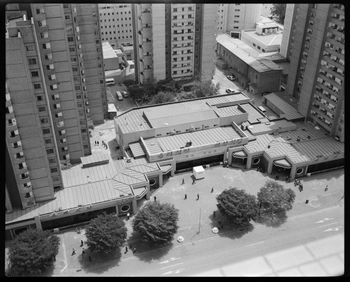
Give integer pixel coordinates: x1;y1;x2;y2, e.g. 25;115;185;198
116;91;123;101
227;74;236;81
226;88;235;93
122;90;129;98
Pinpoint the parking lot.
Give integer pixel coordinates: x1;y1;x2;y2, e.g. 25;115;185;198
106;83;137;114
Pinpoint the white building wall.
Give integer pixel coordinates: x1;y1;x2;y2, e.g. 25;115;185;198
151;4;166;81
280;4;295;58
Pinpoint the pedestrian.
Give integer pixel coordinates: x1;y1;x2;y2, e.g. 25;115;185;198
192;178;195;185
125;246;128;254
213;211;216;218
300;184;303;192
196;194;199;200
182;178;185;185
184;194;187;200
132;247;136;254
72;248;76;256
80;240;84;247
88;256;92;262
305;199;309;204
127;212;130;220
82;250;85;256
211;187;214;193
325;185;328;192
154;196;157;201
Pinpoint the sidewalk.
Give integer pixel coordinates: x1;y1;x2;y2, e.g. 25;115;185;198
195;234;344;276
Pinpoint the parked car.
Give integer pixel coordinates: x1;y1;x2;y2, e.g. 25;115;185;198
226;88;234;93
227;74;236;81
122;90;129;98
116;91;123;101
258;105;267;112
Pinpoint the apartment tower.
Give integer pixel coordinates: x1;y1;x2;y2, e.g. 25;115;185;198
5;4;106;210
132;3;217;84
282;4;344;142
98;3;133;48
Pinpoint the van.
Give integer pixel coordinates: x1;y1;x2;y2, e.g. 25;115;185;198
258;106;267;112
105;78;115;86
116;91;123;101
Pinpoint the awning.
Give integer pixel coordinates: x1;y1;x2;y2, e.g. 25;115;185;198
160;165;172;174
129;142;146;158
134;186;147;199
274;158;292;169
232;150;247;158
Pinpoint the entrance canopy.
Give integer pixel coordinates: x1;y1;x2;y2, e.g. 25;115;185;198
160;164;172;174
233;150;247;158
129;142;146;158
274;158;292;169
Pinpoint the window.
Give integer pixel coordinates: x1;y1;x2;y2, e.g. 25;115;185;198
36;95;43;101
26;45;34;51
40;117;48;124
65;15;70;20
69;47;76;52
46;148;54;154
68;36;74;42
38;106;46;112
28;58;37;65
34;83;41;89
42;128;50;134
31;71;39;78
44;139;52;144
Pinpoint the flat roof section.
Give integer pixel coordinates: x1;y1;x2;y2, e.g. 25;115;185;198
247;119;296;135
206;93;251;107
129;142;146;158
239;103;265;124
264;93;304;121
242;30;283;47
81;152;109;168
214;105;244;117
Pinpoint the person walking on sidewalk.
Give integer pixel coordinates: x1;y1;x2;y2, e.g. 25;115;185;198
184;194;187;200
125;246;128;254
196;194;199;200
154;196;157;201
211;187;214;193
325;185;328;191
182;178;185;185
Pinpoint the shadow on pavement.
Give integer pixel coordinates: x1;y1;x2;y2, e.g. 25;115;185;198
208;211;254;240
77;248;121;274
254;211;287;228
126;231;173;263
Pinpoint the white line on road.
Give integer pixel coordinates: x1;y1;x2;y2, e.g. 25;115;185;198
159;257;180;264
319;221;339;228
160;262;184;270
323;227;342;232
60;237;68;273
162;268;185;275
245;241;265;247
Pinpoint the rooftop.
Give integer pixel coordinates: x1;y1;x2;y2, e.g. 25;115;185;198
264;93;304;121
216;34;282;73
242;29;283;47
102;41;117;59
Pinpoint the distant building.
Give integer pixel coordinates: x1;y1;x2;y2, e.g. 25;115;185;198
133;3;218;84
241;17;283;53
98;4;133;48
216;34;283;95
217;4;263;38
282;4;344;142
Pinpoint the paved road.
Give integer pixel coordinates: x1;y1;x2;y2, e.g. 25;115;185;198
56;203;343;276
212;67;241;94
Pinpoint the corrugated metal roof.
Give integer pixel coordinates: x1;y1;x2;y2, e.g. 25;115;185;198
247;119;296;135
206;94;250;106
264;93;304;120
129;142;146;158
117;109;151;134
144;126;242;154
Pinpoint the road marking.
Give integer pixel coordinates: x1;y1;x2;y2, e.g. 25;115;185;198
162;268;184;275
160;262;184;270
160;257;180;264
246;241;265;247
60;236;68;273
323;226;342;232
319;221;338;228
315;217;334;223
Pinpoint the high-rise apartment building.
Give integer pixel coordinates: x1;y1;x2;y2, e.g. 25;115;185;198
98;3;133;48
5;4;107;210
217;4;263;38
283;4;344;142
133;3;217;84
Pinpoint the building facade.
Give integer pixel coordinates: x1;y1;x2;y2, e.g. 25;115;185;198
98;3;133;48
283;4;344;142
5;4;107;210
218;4;263;38
133;3;217;84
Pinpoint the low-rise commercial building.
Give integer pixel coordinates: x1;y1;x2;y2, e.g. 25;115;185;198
216;34;283;95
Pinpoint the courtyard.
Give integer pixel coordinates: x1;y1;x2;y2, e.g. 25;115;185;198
21;165;343;276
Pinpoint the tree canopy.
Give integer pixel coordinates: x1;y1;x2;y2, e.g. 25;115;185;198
192;80;219;98
85;213;127;254
271;4;286;25
216;188;258;226
133;201;179;244
257;180;296;215
149;91;176;105
8;228;60;276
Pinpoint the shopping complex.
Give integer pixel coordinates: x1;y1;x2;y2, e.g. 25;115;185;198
6;92;344;239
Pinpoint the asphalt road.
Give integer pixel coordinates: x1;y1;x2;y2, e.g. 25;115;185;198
57;203;343;276
212;67;242;95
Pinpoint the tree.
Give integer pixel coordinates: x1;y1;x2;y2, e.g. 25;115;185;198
271;4;286;25
133;202;179;244
149;91;176;105
193;80;219;98
216;188;258;226
85;213;127;254
257;180;296;215
8;228;60;276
